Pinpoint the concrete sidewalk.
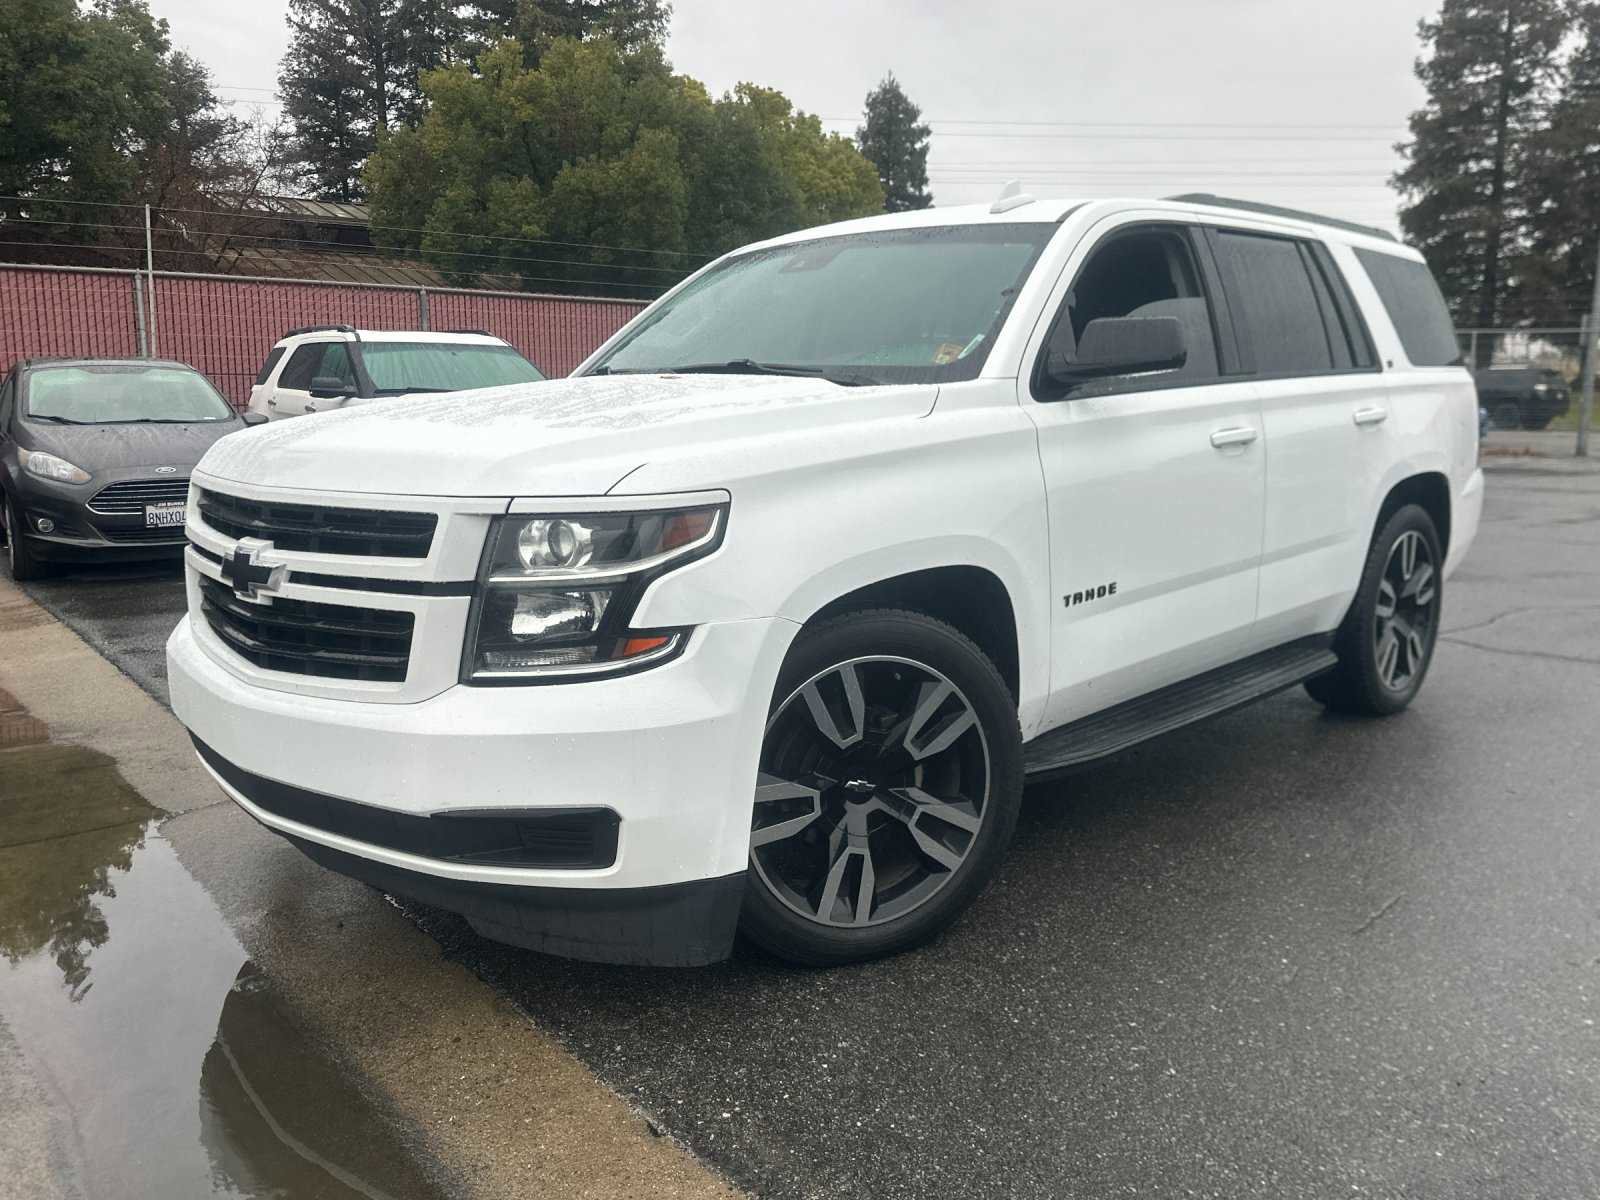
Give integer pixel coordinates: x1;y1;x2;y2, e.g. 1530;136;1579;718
0;577;742;1200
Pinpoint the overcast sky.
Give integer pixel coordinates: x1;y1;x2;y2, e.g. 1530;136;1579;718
151;0;1437;233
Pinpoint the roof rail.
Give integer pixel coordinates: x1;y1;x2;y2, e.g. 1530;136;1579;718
1164;193;1398;243
282;323;360;340
444;328;497;337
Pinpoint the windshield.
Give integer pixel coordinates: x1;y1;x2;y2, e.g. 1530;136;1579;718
360;342;545;393
589;223;1056;385
25;365;235;424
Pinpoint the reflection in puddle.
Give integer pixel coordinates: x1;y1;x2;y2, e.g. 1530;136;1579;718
0;727;447;1199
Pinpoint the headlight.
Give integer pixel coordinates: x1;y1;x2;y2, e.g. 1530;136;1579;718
462;503;726;682
19;449;91;484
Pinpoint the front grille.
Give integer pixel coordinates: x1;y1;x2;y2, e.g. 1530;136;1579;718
199;576;413;682
101;528;187;544
86;478;190;515
197;489;437;558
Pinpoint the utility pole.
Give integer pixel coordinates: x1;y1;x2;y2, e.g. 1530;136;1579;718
1579;239;1600;457
144;204;159;358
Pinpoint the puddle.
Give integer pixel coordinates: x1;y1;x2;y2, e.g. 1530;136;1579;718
0;714;449;1199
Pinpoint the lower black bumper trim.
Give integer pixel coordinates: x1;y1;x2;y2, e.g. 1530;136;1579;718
285;836;746;968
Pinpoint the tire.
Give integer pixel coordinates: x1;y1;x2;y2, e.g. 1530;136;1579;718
1305;504;1442;716
739;608;1023;966
1491;401;1522;430
1520;414;1553;431
1;493;46;582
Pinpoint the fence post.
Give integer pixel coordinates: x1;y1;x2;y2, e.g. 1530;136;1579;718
1578;242;1600;458
143;204;159;357
1467;329;1478;369
418;288;430;331
130;272;148;358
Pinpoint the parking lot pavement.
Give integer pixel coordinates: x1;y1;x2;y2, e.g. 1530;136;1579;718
16;459;1600;1198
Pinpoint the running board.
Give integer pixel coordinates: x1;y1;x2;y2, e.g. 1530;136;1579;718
1022;636;1337;777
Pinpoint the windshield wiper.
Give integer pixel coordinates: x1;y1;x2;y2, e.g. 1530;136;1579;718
372;386;454;395
28;414;90;424
664;360;881;387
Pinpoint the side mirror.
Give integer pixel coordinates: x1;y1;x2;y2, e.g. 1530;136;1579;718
1045;316;1187;387
240;411;269;427
308;375;355;400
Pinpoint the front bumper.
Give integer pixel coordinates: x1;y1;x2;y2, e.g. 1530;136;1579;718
11;471;188;559
168;611;797;965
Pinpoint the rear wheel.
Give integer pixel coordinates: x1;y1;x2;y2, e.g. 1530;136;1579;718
1;493;46;582
1305;504;1441;716
1520;413;1553;431
740;609;1022;966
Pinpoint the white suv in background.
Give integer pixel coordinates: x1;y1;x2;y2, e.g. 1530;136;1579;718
247;327;546;419
169;193;1482;969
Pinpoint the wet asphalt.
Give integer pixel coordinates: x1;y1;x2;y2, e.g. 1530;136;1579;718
17;456;1600;1199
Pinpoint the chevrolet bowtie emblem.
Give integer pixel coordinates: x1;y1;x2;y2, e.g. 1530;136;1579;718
220;537;286;602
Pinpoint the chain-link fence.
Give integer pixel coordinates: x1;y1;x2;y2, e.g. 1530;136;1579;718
1458;327;1594;455
0;263;647;406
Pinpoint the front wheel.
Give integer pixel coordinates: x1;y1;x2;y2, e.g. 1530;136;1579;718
1491;401;1522;430
740;609;1022;966
1305;504;1442;716
2;493;46;582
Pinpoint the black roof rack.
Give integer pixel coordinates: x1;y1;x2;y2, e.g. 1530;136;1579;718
1164;193;1399;243
444;328;497;337
282;323;360;340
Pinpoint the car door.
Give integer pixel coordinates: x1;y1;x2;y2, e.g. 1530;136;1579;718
267;341;329;419
1207;228;1390;646
1023;218;1267;729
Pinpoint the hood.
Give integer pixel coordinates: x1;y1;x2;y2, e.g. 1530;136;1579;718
198;374;936;497
21;418;243;474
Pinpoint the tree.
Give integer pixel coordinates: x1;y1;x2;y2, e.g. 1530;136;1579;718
464;0;671;66
0;0;270;271
1518;2;1600;326
1393;0;1566;344
364;37;882;297
856;73;932;213
277;0;464;200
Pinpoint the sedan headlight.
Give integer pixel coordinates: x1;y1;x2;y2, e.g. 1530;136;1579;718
19;448;91;484
463;503;726;682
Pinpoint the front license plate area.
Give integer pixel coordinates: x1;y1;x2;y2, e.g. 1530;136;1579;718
145;502;186;528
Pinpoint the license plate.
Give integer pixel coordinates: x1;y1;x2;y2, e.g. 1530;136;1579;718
144;502;186;528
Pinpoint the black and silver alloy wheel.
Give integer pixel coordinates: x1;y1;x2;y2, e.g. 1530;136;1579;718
751;656;990;928
1373;529;1436;692
1305;502;1442;716
740;609;1022;966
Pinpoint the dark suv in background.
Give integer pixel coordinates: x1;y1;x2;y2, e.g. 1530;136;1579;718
0;358;258;580
1473;365;1571;430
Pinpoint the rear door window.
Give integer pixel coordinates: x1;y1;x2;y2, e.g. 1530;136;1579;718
1354;249;1462;367
254;346;286;386
1212;230;1332;376
276;344;326;391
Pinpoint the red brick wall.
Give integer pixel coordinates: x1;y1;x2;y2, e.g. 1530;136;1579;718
0;267;646;406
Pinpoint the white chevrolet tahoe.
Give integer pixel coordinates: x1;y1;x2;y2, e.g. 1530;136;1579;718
246;326;545;420
168;194;1483;968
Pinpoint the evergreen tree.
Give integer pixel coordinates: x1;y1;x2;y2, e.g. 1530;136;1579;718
465;0;671;66
1518;2;1600;326
276;0;463;201
1393;0;1566;344
855;73;932;212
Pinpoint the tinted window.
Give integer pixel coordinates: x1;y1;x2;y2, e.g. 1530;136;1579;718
592;223;1056;386
24;365;234;423
319;341;358;388
1306;244;1377;370
1214;231;1332;375
254;346;286;386
277;344;326;391
1038;226;1220;398
360;343;545;393
1355;249;1462;367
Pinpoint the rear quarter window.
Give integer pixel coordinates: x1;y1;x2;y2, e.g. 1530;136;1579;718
1354;249;1462;367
